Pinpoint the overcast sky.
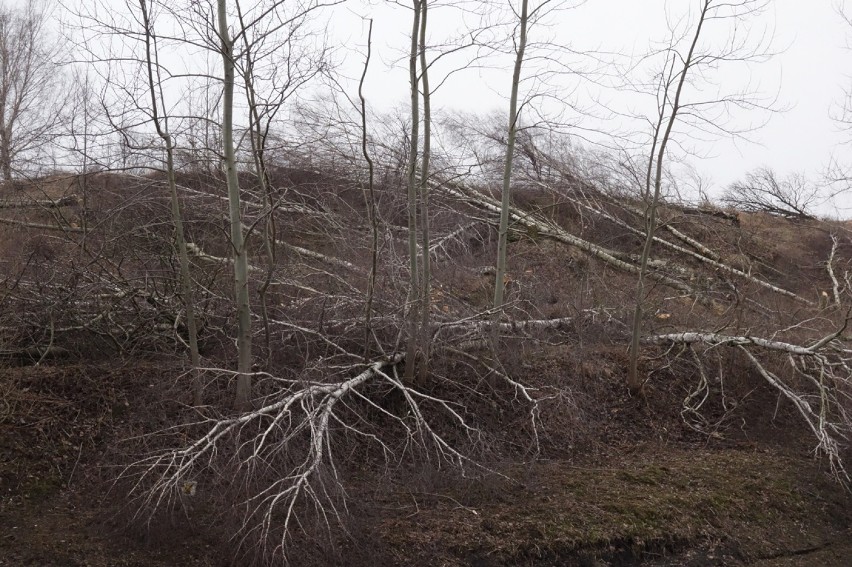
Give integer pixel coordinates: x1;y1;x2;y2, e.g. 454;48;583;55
69;0;852;216
335;0;852;216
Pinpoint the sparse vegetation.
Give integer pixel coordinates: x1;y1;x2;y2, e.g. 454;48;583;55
1;1;851;566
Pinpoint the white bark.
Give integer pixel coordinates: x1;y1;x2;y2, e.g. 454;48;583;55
552;185;811;305
217;0;252;410
648;329;851;478
827;234;843;308
436;179;707;301
126;352;490;556
0;195;77;208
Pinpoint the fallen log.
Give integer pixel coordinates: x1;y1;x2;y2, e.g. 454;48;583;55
433;179;710;303
0;195;79;209
0;217;85;232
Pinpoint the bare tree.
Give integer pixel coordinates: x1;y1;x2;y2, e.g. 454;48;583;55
723;167;819;219
215;0;253;410
627;0;710;395
358;19;378;358
0;0;65;182
418;0;433;381
493;0;529;317
627;0;774;395
137;0;203;406
404;0;422;382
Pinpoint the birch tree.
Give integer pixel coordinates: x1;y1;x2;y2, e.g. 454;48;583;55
138;0;202;405
216;0;253;410
492;0;529;316
626;0;773;395
358;19;378;358
404;0;423;382
232;0;329;360
418;0;433;381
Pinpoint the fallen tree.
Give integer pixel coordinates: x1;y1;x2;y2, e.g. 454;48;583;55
538;181;812;305
0;195;78;208
124;342;549;559
647;327;852;480
434;178;710;302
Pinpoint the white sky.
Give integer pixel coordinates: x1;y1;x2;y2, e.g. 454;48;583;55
340;0;852;216
63;0;852;216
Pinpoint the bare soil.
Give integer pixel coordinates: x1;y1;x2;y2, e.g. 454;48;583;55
1;361;849;567
2;173;851;565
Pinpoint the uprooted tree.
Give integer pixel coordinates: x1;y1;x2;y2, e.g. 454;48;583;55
3;0;852;563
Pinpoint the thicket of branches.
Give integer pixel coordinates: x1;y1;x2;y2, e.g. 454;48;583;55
0;0;851;562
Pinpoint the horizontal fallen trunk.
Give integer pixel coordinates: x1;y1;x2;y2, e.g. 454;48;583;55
0;195;79;209
438;316;576;334
676;204;740;224
645;331;827;355
647;329;850;479
434;179;708;303
0;217;85;232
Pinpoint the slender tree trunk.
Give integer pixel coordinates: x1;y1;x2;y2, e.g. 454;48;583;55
404;0;422;382
358;20;378;360
0;129;11;183
417;0;432;383
627;0;710;395
236;3;275;364
139;0;202;405
217;0;253;410
0;30;11;185
493;0;529;318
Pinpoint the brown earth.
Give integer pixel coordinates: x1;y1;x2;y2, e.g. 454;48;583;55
2;172;852;565
1;360;849;567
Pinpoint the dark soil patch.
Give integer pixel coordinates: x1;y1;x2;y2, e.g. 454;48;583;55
363;450;850;566
1;361;850;566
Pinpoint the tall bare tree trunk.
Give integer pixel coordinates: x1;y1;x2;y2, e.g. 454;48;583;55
418;0;432;382
235;2;276;364
0;135;11;183
139;0;202;406
404;0;422;382
217;0;253;410
627;1;710;396
493;0;529;317
0;1;63;186
358;20;378;360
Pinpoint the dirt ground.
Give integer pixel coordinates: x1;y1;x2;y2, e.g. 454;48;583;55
1;362;849;566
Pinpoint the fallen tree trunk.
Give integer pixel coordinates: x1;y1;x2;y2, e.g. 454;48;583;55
676;204;739;224
647;329;850;479
0;195;79;209
276;240;363;275
0;217;85;232
434;179;709;303
556;189;812;305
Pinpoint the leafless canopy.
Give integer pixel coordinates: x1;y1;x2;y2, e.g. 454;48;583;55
0;0;65;182
723;167;820;219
